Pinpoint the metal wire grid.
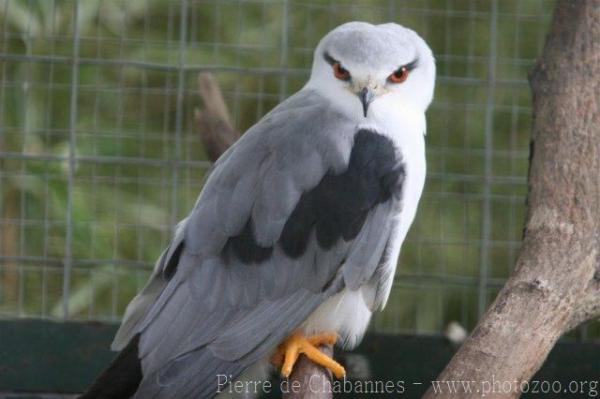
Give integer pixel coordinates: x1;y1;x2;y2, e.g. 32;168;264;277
0;0;596;339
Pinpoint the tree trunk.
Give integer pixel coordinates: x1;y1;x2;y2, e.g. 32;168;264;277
424;1;600;397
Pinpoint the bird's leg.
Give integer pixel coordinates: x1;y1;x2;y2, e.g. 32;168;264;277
271;331;346;379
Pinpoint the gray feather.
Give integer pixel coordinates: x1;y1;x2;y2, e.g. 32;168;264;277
360;218;401;311
343;203;394;290
112;220;187;350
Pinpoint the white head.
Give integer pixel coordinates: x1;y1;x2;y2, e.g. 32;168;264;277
306;22;436;118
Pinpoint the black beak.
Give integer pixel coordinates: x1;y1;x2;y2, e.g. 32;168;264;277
358;87;375;117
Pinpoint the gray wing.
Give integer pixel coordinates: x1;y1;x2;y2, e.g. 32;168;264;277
112;89;406;398
359;217;401;312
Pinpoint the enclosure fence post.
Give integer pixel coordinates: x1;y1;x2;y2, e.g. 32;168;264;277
171;0;189;231
62;0;81;320
477;0;498;318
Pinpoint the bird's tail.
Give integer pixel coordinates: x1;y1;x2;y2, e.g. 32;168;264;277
78;334;143;399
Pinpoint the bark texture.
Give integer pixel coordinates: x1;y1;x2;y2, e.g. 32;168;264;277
194;72;334;399
424;1;600;397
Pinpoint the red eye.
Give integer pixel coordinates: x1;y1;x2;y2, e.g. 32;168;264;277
333;62;351;81
389;67;409;83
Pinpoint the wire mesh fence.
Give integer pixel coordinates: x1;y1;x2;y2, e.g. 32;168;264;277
0;0;597;340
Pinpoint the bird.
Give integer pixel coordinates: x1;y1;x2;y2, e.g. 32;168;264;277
80;21;435;399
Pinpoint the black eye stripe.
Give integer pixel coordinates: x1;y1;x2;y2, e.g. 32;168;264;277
325;52;352;81
393;67;407;76
324;53;418;77
393;58;419;74
323;51;337;66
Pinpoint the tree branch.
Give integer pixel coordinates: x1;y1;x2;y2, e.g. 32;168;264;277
424;1;600;397
194;72;241;161
564;270;600;333
283;346;334;399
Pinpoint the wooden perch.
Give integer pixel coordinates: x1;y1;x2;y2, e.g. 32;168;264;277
284;346;334;399
194;72;334;398
194;72;241;161
424;1;600;397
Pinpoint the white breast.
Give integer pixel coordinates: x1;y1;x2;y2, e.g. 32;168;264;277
369;94;427;264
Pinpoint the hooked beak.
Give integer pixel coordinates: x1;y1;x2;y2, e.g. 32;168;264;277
358;87;375;117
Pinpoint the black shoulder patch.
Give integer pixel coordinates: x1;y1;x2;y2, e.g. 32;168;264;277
163;240;185;280
280;129;405;257
222;129;405;263
78;334;143;399
223;219;273;264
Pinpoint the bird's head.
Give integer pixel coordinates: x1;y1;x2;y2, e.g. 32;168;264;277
307;22;435;118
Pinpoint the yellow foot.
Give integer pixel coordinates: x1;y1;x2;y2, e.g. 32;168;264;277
271;332;346;379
